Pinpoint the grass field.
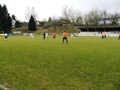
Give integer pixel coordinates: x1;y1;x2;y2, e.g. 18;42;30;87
0;35;120;90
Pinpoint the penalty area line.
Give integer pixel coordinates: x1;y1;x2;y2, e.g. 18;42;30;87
0;84;9;90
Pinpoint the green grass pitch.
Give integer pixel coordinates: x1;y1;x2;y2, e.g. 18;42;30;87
0;35;120;90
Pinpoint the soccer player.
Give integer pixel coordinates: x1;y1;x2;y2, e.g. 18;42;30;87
118;33;120;40
53;33;56;38
43;32;46;39
4;33;8;40
62;31;68;44
102;33;106;39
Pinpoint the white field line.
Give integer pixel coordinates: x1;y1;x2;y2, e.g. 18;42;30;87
0;84;9;90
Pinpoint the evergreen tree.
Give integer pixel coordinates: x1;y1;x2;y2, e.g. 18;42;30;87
6;14;12;33
15;21;21;27
0;4;2;31
12;14;21;27
28;15;36;31
12;14;17;21
48;17;52;24
0;4;12;33
2;4;8;33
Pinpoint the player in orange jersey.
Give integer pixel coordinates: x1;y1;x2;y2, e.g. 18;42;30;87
118;33;120;40
62;31;68;44
102;33;106;39
53;33;56;38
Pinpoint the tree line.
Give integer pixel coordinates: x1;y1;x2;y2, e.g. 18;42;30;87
34;5;120;32
0;4;120;33
25;5;120;28
83;9;120;26
58;5;120;26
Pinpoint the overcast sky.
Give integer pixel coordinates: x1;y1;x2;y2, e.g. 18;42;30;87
1;0;120;21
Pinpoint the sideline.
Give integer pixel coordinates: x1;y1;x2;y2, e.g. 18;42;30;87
0;84;9;90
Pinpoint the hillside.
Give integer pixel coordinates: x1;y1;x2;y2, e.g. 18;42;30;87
11;26;80;35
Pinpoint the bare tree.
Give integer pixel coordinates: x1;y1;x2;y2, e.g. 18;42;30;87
108;11;120;25
61;5;82;31
91;9;102;25
25;7;38;22
61;5;74;20
83;9;103;26
31;7;38;21
83;14;89;26
70;10;82;26
76;17;83;26
101;9;108;25
87;12;94;25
